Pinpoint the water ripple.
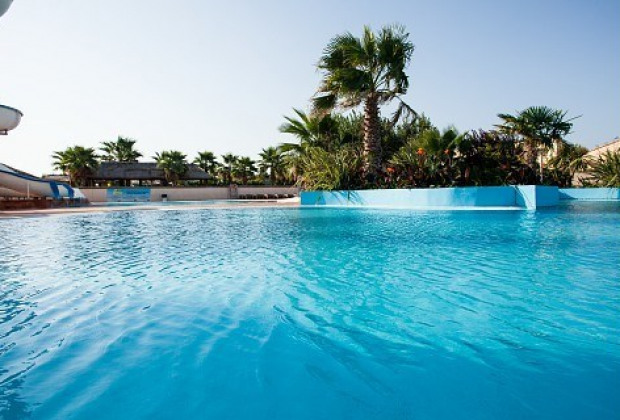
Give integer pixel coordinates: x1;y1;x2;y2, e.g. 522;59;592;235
0;203;619;419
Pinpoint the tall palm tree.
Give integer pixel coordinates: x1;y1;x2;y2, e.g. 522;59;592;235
100;136;142;162
258;147;284;185
313;25;415;178
497;106;578;182
220;153;238;185
233;157;257;185
52;146;99;186
154;150;187;185
193;151;219;183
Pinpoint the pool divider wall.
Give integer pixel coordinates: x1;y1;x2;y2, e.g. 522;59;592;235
301;186;620;209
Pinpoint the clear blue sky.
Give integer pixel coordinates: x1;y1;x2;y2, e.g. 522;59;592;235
1;0;618;175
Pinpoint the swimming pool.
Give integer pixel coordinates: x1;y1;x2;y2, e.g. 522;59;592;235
1;202;618;419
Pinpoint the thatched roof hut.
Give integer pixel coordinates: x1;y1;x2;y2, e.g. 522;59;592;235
87;162;210;183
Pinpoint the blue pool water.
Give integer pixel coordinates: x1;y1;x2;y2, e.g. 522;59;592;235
1;202;619;419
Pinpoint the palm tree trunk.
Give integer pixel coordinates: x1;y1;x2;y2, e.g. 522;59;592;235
363;94;382;179
526;139;539;183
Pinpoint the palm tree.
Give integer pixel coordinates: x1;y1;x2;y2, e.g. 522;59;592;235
584;150;620;187
258;147;284;184
193;151;219;183
154;150;188;185
278;143;307;184
52;146;99;186
497;106;578;182
279;109;339;151
313;25;415;178
545;141;588;187
233;157;257;185
100;136;142;162
220;153;238;185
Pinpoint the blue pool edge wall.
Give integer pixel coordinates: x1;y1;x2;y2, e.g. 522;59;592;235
558;188;620;201
300;187;619;210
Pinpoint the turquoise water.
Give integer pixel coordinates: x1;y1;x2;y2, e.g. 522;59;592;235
1;203;619;419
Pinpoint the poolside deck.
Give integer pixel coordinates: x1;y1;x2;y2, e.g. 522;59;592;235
0;198;301;218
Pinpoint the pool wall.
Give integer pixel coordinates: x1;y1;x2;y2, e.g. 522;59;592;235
559;188;620;201
80;186;299;202
301;186;619;209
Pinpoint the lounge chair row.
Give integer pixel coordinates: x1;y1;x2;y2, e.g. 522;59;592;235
237;193;296;200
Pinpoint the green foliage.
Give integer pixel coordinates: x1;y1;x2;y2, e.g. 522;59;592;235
279;110;365;154
233;156;257;184
497;106;576;148
279;109;339;151
154;150;188;185
314;25;414;112
219;153;239;185
52;146;99;186
259;147;285;185
193;151;219;179
389;141;454;188
453;130;534;186
298;145;364;191
382;113;434;158
583;150;620;187
496;106;579;181
100;136;142;162
387;130;537;188
544;142;589;187
278;110;437;187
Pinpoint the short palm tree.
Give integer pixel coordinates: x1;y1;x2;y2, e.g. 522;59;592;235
585;150;620;187
258;146;284;184
497;106;578;182
100;136;142;162
415;127;461;156
545;141;589;187
52;146;99;186
154;150;188;185
313;25;415;178
220;153;238;185
233;157;257;185
279;109;338;151
279;144;307;184
193;151;219;182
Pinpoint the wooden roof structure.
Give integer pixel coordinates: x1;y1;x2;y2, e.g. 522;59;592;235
87;162;210;181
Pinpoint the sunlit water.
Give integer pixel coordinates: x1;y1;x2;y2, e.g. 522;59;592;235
1;203;619;419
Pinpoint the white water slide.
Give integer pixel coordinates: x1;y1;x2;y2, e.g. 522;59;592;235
0;104;22;135
0;0;14;18
0;163;85;199
0;2;84;200
0;104;85;200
